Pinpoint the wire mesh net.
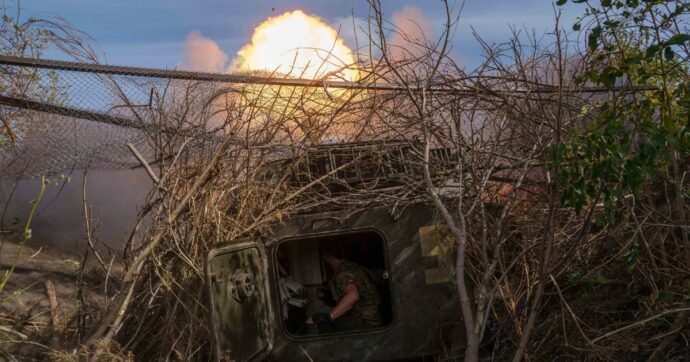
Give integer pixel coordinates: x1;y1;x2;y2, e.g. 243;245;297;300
0;58;232;178
0;110;149;177
0;56;459;181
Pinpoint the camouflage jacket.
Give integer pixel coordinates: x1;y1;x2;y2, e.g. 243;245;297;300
329;260;382;326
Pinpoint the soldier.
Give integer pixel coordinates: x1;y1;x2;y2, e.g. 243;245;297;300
306;248;382;332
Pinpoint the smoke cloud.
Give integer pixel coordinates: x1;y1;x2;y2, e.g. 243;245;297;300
390;6;433;59
180;31;228;73
1;169;151;255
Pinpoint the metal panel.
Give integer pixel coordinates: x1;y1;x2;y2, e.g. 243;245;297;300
207;240;274;361
263;203;463;361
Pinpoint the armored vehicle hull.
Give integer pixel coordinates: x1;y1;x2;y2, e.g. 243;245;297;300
207;202;463;361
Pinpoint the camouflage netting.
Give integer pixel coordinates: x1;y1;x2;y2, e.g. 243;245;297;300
0;58;241;178
0;56;428;179
0;56;401;179
0;110;150;177
0;62;161;177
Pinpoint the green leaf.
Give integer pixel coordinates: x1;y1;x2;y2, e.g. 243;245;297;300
573;22;581;31
603;20;621;29
567;270;582;282
658;290;676;303
589;26;602;51
664;33;690;46
595;272;611;285
664;46;675;61
645;44;660;58
557;0;567;5
623;56;641;66
601;0;612;7
600;65;622;88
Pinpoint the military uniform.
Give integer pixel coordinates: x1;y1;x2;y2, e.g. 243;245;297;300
329;260;382;327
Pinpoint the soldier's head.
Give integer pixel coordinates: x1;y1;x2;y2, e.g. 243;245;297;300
320;242;345;269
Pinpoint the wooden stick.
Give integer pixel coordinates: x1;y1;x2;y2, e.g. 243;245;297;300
592;308;690;344
44;279;61;332
127;143;160;185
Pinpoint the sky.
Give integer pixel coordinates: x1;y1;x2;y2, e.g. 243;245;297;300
19;0;581;71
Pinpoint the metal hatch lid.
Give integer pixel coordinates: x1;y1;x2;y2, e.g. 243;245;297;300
206;239;274;362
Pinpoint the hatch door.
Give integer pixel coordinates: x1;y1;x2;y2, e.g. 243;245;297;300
207;240;274;361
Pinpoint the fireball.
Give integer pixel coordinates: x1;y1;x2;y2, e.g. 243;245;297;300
230;10;357;81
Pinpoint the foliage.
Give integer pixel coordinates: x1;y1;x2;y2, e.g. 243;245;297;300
554;0;690;214
0;176;45;295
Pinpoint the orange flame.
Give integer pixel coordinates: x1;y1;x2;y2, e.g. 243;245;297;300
230;10;357;81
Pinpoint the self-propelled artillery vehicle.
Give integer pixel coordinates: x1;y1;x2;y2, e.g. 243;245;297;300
206;141;465;361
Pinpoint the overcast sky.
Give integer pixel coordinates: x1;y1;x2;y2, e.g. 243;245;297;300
20;1;580;70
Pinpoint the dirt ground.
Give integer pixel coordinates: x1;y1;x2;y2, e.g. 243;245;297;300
0;231;121;360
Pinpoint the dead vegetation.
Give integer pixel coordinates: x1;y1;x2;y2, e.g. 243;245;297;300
0;0;689;361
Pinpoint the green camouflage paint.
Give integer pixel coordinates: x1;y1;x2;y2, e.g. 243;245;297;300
207;203;464;361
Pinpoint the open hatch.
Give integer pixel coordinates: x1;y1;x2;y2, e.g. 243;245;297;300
275;230;394;336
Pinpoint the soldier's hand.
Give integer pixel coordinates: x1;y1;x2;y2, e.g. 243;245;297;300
305;316;314;325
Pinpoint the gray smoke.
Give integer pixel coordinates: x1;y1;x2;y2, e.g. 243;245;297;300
1;169;152;256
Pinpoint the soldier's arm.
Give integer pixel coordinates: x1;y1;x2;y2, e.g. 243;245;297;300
329;283;359;321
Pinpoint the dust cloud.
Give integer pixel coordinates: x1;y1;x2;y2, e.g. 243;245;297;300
0;169;152;255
